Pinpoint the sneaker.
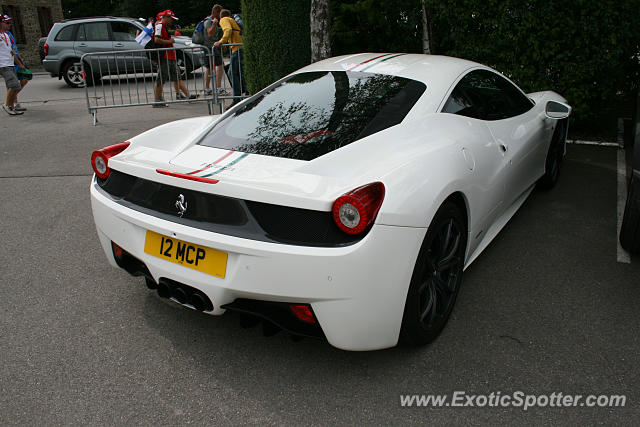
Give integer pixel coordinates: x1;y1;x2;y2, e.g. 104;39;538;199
176;93;187;100
13;103;26;112
152;100;168;108
204;89;213;95
3;105;23;115
216;88;230;96
187;94;198;100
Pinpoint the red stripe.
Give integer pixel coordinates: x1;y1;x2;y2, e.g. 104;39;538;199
156;169;219;184
348;54;391;71
187;150;235;175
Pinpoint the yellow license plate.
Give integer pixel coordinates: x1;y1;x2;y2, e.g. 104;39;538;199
143;230;227;278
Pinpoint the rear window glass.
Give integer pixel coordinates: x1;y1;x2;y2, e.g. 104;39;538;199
55;24;76;41
198;71;426;160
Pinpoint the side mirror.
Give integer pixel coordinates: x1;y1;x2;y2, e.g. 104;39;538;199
545;100;571;119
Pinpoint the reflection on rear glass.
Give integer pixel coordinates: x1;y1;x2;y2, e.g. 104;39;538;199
198;71;426;160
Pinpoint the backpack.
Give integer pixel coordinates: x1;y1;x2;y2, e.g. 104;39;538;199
144;22;161;60
232;14;244;35
192;17;211;44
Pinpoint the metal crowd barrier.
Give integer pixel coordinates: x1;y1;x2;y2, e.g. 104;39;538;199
81;44;250;125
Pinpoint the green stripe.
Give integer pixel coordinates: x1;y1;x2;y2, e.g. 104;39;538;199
358;53;406;72
201;153;249;177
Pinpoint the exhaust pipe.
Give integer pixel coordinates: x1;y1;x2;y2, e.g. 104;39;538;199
190;292;208;311
145;277;158;290
157;281;171;298
172;287;188;304
151;278;213;312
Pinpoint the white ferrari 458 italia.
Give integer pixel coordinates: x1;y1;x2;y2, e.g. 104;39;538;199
90;53;571;351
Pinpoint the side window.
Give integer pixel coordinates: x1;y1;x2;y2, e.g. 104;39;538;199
491;73;535;118
111;22;139;42
443;70;533;121
78;22;110;41
55;25;76;41
442;85;482;119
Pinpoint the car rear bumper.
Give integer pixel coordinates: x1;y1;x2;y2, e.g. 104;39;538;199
42;59;60;76
90;177;426;351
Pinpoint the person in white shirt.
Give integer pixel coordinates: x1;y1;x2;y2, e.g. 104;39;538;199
0;14;23;115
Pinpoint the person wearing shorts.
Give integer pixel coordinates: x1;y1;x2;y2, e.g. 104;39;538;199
214;9;246;104
153;10;195;107
0;14;23;115
202;4;226;95
6;24;29;111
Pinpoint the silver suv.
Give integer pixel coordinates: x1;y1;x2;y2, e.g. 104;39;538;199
43;16;203;88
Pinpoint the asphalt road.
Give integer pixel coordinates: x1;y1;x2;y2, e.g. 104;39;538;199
1;74;639;425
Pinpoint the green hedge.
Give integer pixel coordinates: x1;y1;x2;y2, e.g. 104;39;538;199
331;0;423;55
328;0;640;126
241;0;311;94
427;0;640;124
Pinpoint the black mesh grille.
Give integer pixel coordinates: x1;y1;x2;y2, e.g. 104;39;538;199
97;170;365;247
221;298;325;339
99;170;247;226
245;201;360;246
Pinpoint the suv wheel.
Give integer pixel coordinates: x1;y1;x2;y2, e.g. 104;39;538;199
62;60;89;88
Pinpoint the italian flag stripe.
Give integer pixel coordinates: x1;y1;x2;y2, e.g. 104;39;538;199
201;153;249;177
187;150;236;175
348;53;393;71
358;53;406;72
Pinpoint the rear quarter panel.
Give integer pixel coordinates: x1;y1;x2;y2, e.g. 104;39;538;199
305;113;506;247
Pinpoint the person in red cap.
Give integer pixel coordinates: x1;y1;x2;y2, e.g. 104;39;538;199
0;14;24;115
153;10;195;106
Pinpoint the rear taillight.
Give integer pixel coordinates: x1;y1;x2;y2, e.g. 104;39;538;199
91;142;130;179
332;182;385;235
111;242;123;260
289;304;316;324
44;43;49;57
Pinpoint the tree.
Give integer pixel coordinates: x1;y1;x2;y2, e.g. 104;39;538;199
310;0;331;62
241;0;311;94
421;0;431;54
427;0;640;124
61;0;242;26
330;0;423;55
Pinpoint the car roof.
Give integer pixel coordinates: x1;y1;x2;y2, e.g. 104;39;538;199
58;16;139;24
300;53;491;114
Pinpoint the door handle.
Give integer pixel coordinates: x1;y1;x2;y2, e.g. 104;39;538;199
77;43;88;47
499;143;508;153
114;43;124;47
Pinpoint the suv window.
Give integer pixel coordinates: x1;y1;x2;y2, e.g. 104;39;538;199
77;22;110;41
443;70;533;120
54;24;76;41
111;22;139;42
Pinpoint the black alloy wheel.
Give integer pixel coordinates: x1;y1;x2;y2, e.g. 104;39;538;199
400;201;467;346
620;175;640;253
538;118;568;189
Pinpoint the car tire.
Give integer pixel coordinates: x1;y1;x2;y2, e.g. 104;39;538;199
538;118;568;190
400;201;467;346
62;60;88;88
620;175;640;253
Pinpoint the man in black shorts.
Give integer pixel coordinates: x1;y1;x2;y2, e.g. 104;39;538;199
153;10;195;107
203;4;227;95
